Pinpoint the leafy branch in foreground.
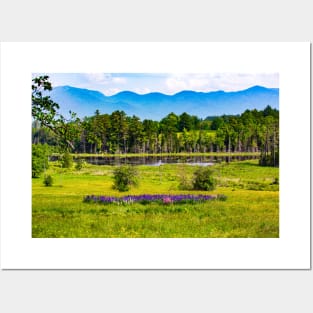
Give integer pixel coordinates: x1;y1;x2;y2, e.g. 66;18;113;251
32;75;80;151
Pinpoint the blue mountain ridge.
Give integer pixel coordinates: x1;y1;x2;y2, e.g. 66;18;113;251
49;85;279;120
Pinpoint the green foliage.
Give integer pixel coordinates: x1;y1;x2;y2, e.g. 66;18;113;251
210;116;224;130
178;112;193;131
33;100;278;159
32;76;59;127
113;165;139;192
192;166;216;191
75;158;86;170
60;152;73;168
43;175;53;186
32;75;80;150
32;144;50;178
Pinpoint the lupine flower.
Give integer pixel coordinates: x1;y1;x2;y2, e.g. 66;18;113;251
162;196;173;204
83;194;226;205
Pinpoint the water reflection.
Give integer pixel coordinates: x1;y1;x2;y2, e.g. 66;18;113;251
72;155;258;166
149;161;214;167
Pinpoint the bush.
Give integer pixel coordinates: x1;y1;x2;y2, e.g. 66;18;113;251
60;152;73;168
32;144;50;178
75;158;85;170
43;175;53;186
192;166;216;191
113;165;139;192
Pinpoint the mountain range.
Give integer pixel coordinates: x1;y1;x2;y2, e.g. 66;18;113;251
49;85;279;120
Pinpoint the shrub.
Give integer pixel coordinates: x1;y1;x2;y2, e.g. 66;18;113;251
60;152;73;168
32;144;50;178
192;166;216;191
113;165;139;192
75;158;85;170
43;175;53;186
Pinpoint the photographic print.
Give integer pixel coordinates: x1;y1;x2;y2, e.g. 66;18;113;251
1;42;310;269
32;72;279;238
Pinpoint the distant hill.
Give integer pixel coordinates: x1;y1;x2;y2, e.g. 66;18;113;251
49;85;279;120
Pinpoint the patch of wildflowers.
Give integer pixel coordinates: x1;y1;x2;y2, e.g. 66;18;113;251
84;194;226;205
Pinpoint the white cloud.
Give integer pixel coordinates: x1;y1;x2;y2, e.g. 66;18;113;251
207;73;279;91
166;76;188;93
189;77;210;89
85;73;112;84
44;72;279;95
112;77;127;84
165;73;278;94
166;74;211;94
83;73;127;86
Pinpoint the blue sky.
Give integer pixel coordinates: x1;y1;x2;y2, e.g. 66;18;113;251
34;73;279;96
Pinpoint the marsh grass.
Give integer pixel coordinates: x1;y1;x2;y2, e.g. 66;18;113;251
32;160;279;238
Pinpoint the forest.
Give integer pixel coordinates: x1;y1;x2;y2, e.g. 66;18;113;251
32;76;279;167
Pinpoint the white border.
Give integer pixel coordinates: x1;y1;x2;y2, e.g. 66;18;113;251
0;42;310;269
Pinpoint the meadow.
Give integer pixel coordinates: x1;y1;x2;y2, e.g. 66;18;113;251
32;159;279;238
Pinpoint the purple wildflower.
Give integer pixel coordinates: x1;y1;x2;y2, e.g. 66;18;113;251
84;194;226;205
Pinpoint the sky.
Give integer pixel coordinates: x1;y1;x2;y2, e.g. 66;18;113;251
34;73;279;96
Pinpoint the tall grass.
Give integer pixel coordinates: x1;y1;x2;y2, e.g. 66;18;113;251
32;160;279;238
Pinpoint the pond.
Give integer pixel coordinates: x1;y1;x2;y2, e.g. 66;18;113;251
69;155;259;166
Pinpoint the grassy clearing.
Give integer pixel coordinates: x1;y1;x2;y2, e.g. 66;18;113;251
32;160;279;238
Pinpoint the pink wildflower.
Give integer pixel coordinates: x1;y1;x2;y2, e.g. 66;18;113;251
162;196;172;204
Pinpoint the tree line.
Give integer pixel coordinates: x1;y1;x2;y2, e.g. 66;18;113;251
32;76;279;166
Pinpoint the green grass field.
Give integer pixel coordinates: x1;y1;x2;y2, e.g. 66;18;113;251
32;159;279;238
